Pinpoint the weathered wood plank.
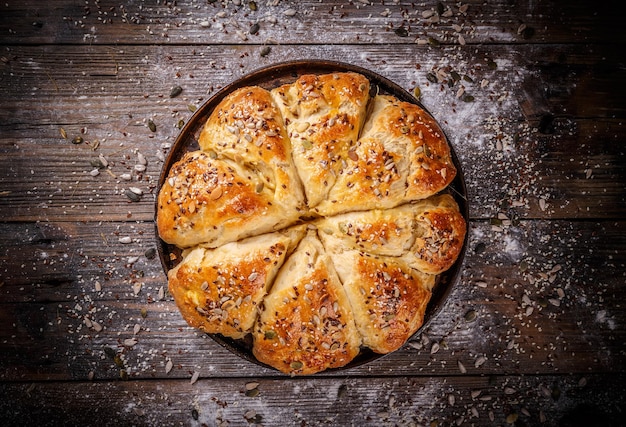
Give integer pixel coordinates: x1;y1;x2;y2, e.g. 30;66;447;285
1;374;625;427
1;220;624;380
0;0;623;46
1;44;625;222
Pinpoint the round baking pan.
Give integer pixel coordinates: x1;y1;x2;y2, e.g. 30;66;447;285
155;60;468;373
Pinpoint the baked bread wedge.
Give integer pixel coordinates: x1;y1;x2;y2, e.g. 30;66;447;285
330;250;435;354
315;95;457;216
271;72;370;208
316;194;466;275
157;151;303;248
252;230;361;375
167;226;306;339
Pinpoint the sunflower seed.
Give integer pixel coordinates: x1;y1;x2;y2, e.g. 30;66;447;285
137;152;147;165
245;382;259;391
474;355;486;367
210;187;223;200
124;338;138;347
190;371;200;384
165;359;173;374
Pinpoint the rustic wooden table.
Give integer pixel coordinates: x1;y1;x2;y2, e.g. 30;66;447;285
1;1;625;426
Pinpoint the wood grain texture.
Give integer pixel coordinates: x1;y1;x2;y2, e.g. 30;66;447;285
1;0;624;425
1;44;624;222
1;0;624;45
1;374;625;427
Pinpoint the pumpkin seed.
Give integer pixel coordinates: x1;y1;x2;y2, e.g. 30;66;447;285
255;182;264;193
413;86;421;98
113;354;124;367
302;139;312;149
148;119;156;132
91;158;105;169
394;27;408;37
191;409;199;420
260;46;271;57
170;85;183;98
426;73;438;83
144;247;156;259
245;387;260;397
505;413;518;424
249;1;257;11
104;346;116;358
176;119;185;129
290;361;303;370
249;23;260;35
125;189;141;202
428;37;440;46
140;307;148;318
462;94;474;102
464;309;477;322
119;369;128;380
264;330;276;339
72;136;83;144
187;104;197;113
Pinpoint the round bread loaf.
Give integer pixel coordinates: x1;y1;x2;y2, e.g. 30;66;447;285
157;72;466;375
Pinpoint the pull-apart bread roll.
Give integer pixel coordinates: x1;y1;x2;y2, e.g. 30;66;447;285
315;95;457;216
316;194;466;275
271;72;370;208
157;151;302;248
167;226;306;339
252;230;361;375
331;249;435;354
159;71;466;374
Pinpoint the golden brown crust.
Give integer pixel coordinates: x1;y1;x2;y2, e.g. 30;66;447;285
316;194;466;275
271;72;370;208
167;227;306;339
252;231;361;375
315;95;457;216
156;151;302;248
331;250;435;354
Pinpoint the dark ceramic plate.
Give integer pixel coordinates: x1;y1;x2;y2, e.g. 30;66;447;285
156;60;468;373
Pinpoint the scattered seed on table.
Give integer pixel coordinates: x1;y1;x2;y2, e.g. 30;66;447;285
148;119;156;132
125;189;141;202
260;46;271;57
190;371;200;384
170;86;183;98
